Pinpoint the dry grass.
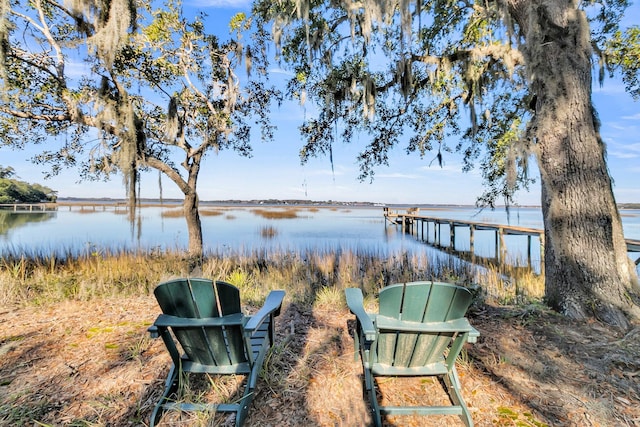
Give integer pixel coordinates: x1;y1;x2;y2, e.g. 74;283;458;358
2;293;638;426
200;209;225;217
1;252;638;426
251;208;299;219
75;208;102;214
0;251;189;307
159;208;225;218
260;225;278;238
161;208;184;218
0;246;537;311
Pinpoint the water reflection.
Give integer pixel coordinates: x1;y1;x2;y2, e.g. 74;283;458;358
0;211;56;238
1;205;639;276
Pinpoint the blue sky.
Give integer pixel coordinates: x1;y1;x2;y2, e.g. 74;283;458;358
2;1;639;206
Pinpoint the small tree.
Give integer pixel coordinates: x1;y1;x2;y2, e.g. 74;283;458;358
0;0;278;257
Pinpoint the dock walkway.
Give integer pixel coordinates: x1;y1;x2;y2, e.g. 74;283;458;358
0;203;58;212
384;207;640;272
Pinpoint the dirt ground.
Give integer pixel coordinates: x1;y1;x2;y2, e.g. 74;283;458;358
1;296;639;426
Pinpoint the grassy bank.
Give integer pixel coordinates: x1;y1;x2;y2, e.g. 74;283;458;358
0;247;543;308
9;250;629;427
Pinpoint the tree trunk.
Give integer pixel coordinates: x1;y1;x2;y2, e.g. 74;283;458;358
517;1;640;328
183;190;203;258
143;156;204;259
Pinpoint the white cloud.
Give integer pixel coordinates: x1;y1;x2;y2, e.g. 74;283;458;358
607;142;640;159
622;113;640;120
609;151;639;159
608;123;630;131
419;162;480;176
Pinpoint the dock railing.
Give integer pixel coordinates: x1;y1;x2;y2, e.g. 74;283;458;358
0;203;58;212
384;207;640;273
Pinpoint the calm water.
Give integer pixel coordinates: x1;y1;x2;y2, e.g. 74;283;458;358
0;205;430;256
1;204;639;272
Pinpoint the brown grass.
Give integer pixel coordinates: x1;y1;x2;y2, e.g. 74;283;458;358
0;252;638;426
159;208;226;218
75;208;102;214
251;208;299;219
2;294;638;426
160;208;183;218
200;209;225;217
260;225;278;238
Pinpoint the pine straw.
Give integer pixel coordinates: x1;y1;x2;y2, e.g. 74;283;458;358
1;297;639;426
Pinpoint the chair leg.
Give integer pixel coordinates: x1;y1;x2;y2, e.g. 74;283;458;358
150;364;179;427
236;365;261;427
363;368;382;427
443;370;473;427
236;322;273;426
234;388;253;427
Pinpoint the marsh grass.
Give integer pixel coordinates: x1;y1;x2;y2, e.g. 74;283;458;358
251;208;299;219
76;208;101;214
0;244;540;309
0;249;191;306
200;209;225;217
475;265;545;304
259;225;278;238
161;208;183;218
160;207;225;218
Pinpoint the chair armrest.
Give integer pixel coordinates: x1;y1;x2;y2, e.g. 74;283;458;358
468;326;480;343
375;316;476;335
152;313;245;328
148;325;159;338
345;288;376;342
244;290;285;332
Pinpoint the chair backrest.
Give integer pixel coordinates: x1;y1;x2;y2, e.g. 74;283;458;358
154;278;247;366
376;281;472;368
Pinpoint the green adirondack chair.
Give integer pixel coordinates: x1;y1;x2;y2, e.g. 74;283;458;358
148;278;285;426
345;281;479;427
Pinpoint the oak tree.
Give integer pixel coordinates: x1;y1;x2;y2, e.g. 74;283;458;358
257;0;640;328
0;0;277;257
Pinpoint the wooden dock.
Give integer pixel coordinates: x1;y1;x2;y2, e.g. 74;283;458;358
628;239;640;264
0;203;58;212
0;202;136;213
384;207;640;271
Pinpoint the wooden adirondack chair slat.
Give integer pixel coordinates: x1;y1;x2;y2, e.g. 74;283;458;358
346;281;479;427
149;278;285;427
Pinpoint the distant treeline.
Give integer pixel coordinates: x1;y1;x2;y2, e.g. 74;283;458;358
0;166;56;204
46;197;640;210
58;197;381;207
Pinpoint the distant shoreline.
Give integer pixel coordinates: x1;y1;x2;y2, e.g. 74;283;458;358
9;197;639;210
56;197;549;209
